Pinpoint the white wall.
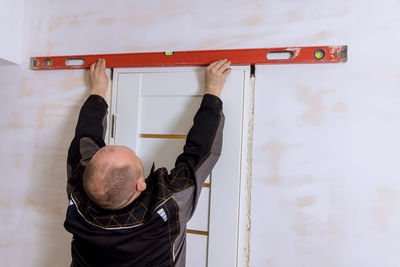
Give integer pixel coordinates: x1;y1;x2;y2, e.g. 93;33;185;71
0;0;400;266
0;0;25;64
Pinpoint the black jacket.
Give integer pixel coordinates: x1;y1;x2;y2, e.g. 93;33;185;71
64;94;224;267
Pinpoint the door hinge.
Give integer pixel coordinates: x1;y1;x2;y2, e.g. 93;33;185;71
111;114;117;138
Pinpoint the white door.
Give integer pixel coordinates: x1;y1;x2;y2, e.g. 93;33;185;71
107;66;251;267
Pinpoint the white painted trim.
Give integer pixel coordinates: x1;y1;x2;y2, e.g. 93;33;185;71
207;66;251;267
107;68;119;145
237;75;254;267
104;68;113;145
113;66;206;74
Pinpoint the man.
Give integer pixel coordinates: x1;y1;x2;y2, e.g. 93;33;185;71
64;58;232;267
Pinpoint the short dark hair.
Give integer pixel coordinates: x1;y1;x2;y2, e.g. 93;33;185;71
103;165;137;205
83;161;138;209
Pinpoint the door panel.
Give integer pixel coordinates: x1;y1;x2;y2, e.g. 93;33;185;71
141;71;204;96
110;66;250;267
137;138;185;175
114;73;141;150
187;187;210;232
186;234;208;267
140;96;202;134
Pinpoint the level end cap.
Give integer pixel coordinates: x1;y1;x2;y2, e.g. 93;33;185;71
29;57;39;70
340;45;348;63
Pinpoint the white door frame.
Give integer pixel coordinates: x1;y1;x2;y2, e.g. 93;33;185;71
106;66;253;267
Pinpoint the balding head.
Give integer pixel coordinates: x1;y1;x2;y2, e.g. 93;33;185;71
83;145;146;210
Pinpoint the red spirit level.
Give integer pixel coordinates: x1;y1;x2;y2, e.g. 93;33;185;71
30;45;347;70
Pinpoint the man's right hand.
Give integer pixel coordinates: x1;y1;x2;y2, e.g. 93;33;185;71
205;59;232;98
89;58;109;98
